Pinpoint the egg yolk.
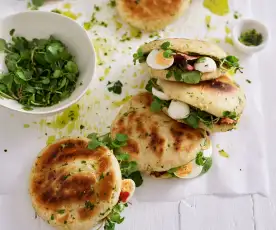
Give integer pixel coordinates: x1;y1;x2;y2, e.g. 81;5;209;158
176;163;193;176
156;51;173;66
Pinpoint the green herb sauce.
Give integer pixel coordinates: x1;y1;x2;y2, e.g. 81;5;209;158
239;29;263;46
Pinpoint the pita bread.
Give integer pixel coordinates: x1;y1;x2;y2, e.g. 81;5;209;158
158;75;246;118
111;92;210;172
140;38;227;59
116;0;190;32
150;68;225;82
29;137;122;230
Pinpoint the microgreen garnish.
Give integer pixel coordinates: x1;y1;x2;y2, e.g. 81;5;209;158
104;203;128;230
87;133;143;187
133;48;146;65
145;78;162;92
220;55;243;73
0;32;79;109
107;80;123;94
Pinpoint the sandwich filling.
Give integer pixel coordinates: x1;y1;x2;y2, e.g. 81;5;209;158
151;140;212;179
133;41;242;84
146;79;239;129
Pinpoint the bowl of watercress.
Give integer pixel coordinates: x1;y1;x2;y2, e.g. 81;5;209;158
0;11;95;114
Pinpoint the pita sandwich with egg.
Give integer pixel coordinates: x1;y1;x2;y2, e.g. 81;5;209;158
111;92;212;179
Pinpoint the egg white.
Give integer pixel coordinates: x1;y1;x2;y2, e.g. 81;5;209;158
152;87;170;100
167;100;190;120
194;57;217;73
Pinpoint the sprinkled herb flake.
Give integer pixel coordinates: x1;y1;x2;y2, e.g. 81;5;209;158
219;149;229;158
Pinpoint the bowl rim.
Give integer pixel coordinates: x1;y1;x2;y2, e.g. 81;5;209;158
232;18;269;53
0;11;96;115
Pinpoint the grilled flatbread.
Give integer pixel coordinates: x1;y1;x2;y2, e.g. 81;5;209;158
158;75;246;118
29;137;122;230
116;0;190;32
111;92;210;173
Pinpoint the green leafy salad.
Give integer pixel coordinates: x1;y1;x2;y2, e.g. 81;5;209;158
0;30;79;110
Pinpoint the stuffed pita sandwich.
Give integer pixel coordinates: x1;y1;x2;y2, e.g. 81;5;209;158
145;75;246;133
111;92;213;179
133;38;242;84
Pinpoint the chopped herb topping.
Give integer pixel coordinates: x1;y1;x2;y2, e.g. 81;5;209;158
57;209;65;214
239;29;263;46
81;160;86;164
246;79;251;83
160;41;171;50
107;80;123;94
50;214;54;220
85;200;95;210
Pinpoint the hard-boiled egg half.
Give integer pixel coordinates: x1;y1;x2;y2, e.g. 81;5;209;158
119;179;135;203
194;57;217;73
146;49;174;70
152;87;170;100
174;144;213;179
167;100;190;120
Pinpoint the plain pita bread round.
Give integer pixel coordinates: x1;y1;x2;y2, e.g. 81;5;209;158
111;92;210;172
116;0;190;32
29;137;122;230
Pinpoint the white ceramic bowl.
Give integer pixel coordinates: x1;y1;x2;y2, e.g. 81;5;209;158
232;19;269;55
0;11;95;115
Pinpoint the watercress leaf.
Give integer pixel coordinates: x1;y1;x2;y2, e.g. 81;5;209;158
115;133;128;142
104;220;115;230
222;111;237;120
52;69;62;78
163;50;173;58
201;157;212;174
41;77;50;84
166;70;173;79
180;71;201;84
150;98;162;112
57;78;67;89
109;213;125;224
184;113;199;129
167;167;179;174
145;78;157;93
127;171;143;187
9;29;15;36
115;153;130;161
16;70;32;81
65;61;78;74
0;38;7;52
160;41;171;50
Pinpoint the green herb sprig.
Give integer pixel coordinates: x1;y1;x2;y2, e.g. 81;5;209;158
222;111;237;120
104;203;128;230
220;55;243;74
133;48;146;65
87;133;143;187
195;152;212;174
0;31;79;110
